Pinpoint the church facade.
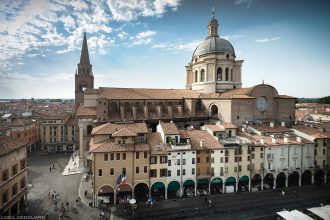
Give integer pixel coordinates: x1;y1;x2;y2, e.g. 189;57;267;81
75;13;295;166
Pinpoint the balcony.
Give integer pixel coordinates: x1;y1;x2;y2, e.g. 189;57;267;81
171;142;191;150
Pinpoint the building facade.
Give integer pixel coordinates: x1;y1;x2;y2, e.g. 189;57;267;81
40;114;75;153
0;136;28;216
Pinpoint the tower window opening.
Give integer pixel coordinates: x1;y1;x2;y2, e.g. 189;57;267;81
195;70;198;82
225;68;229;81
217;68;222;81
200;69;205;82
231;69;233;81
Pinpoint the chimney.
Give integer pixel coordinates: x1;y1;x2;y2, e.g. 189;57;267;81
260;138;264;144
296;136;302;142
187;137;190;144
284;137;288;143
200;139;205;148
272;137;276;143
281;121;285;127
270;121;274;128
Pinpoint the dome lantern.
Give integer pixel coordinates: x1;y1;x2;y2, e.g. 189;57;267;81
207;6;219;39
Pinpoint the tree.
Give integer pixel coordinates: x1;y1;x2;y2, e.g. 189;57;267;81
319;96;330;104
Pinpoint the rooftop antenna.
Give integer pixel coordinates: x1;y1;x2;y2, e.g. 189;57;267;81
212;6;215;19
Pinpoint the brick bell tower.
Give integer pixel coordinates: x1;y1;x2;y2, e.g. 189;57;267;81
75;32;94;112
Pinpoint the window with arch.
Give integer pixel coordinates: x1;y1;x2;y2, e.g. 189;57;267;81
225;68;229;81
217;68;222;81
194;70;198;82
231;69;233;81
200;69;205;82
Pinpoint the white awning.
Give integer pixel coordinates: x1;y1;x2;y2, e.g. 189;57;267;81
277;210;314;220
308;205;330;220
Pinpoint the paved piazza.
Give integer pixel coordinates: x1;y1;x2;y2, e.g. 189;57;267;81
26;150;330;220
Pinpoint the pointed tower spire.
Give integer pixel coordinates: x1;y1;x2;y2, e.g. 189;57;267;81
207;6;219;39
80;31;90;65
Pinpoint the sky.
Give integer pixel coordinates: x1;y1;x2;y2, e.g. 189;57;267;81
0;0;329;99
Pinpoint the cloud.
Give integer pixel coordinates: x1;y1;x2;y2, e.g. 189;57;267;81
152;40;202;52
130;30;156;45
106;0;181;21
234;0;256;7
255;37;280;43
222;34;246;40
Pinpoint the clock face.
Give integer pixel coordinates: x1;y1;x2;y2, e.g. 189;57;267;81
257;96;267;112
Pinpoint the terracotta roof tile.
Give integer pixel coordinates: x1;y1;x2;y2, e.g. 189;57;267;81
76;104;96;117
89;138;149;153
0;136;27;157
98;87;201;100
186;130;223;150
160;122;179;135
294;125;329;139
148;132;167;155
112;128;137;137
205;125;224;132
92;122;148;135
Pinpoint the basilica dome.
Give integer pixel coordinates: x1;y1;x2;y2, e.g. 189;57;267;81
193;37;235;57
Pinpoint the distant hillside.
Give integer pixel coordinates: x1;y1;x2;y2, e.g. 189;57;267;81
297;98;319;103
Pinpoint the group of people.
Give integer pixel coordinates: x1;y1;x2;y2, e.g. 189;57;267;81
49;163;61;172
58;198;80;219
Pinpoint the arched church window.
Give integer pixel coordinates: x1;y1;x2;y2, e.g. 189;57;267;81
217;68;222;81
231;69;233;81
195;58;198;63
195;70;198;82
225;68;229;81
200;69;205;82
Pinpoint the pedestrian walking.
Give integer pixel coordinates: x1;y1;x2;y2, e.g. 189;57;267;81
85;190;88;197
50;167;51;172
52;164;55;169
204;196;208;205
208;199;212;207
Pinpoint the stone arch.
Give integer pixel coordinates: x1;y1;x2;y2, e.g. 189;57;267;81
109;102;118;113
209;104;219;119
314;169;325;185
98;185;115;205
225;176;237;192
167;181;180;198
135;102;144;114
238;175;249;192
151;181;166;200
276;172;286;188
251;174;262;190
288;171;300;187
183;179;195;197
123;102;131;114
134;182;149;202
115;183;132;204
263;173;274;189
210;177;223;194
301;170;312;186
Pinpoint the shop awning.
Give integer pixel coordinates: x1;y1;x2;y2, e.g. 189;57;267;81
211;177;223;184
183;179;195;186
240;175;249;182
151;182;165;190
197;178;209;185
167;181;180;192
226;177;236;183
